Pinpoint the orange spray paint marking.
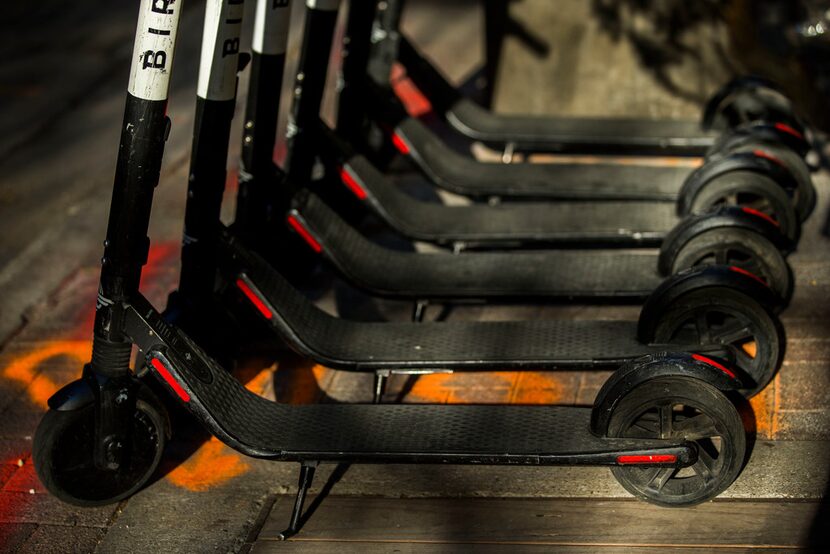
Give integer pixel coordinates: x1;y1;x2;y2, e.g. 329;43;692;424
165;438;250;492
165;366;276;492
2;341;92;409
509;372;564;404
749;383;775;440
406;371;564;405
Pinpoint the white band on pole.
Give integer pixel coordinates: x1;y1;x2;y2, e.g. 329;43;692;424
307;0;340;12
197;0;246;100
128;0;183;101
253;0;292;55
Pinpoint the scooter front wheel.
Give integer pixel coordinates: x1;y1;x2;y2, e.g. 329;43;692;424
608;376;746;507
33;397;167;506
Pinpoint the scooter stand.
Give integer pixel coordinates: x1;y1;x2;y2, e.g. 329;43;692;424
278;460;319;540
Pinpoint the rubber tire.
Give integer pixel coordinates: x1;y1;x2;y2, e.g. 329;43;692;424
724;142;816;222
687;170;799;242
668;227;792;302
609;376;746;507
649;287;781;398
33;397;167;507
708;87;794;132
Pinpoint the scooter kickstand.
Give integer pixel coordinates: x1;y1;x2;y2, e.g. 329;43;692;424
412;299;428;322
373;370;390;404
278;461;319;540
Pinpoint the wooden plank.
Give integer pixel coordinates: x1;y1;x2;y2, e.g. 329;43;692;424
251;541;767;554
257;496;823;548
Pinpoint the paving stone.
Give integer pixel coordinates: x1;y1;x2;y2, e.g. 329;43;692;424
0;492;115;527
18;524;104;554
2;461;46;495
776;411;830;440
778;361;830;410
0;523;37;554
97;484;274;553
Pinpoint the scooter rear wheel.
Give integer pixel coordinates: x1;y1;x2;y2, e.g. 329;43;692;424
33;396;167;506
667;226;792;302
721;141;816;222
609;376;745;507
647;287;781;398
686;170;799;242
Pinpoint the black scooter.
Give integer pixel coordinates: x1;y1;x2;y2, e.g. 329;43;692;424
339;0;815;232
376;0;811;158
33;0;753;539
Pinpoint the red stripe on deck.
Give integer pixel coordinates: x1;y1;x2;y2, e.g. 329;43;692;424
287;214;322;253
236;278;273;320
150;358;191;402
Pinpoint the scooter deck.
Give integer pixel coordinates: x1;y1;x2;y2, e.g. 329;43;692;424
395;117;693;200
291;191;663;299
218;234;663;369
343;154;679;246
130;304;688;462
398;37;714;156
447;97;715;155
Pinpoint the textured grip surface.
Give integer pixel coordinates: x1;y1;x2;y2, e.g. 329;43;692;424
348;155;679;245
164;329;683;461
296;192;663;299
399;118;688;200
220;235;661;370
449;97;714;148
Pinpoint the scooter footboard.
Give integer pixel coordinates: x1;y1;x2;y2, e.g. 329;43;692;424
124;296;693;466
395;118;688;200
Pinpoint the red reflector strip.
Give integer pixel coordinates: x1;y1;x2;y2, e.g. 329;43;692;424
752;149;784;167
729;265;768;287
774;122;804;140
150;358;191;402
617;454;677;465
236;278;273;320
287;214;322;253
339;166;368;200
741;206;779;227
691;353;736;379
392;132;411;155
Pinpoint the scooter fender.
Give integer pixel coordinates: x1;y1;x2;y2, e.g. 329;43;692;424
589;353;742;437
657;206;792;276
678;152;798;217
701;75;798;131
47;374;95;412
638;265;780;343
706;123;810;160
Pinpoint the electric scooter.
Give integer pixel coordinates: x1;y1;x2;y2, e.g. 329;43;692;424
378;0;811;158
33;2;752;539
339;0;815;228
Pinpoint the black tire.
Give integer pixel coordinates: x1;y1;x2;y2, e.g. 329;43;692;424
668;227;792;302
707;86;794;132
33;396;167;506
687;170;799;242
649;287;781;398
723;142;816;222
609;376;746;507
